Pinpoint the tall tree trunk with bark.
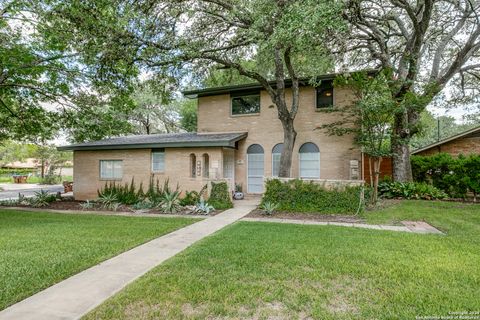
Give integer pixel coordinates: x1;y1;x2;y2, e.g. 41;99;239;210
391;111;414;181
279;117;297;177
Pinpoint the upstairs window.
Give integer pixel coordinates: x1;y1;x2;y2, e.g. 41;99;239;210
152;149;165;172
100;160;123;180
231;91;260;115
316;80;333;109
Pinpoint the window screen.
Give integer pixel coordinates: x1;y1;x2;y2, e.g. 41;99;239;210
299;143;320;179
152;149;165;172
100;160;123;179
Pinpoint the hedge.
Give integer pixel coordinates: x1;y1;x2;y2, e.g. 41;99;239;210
0;168;36;175
261;179;364;215
208;181;233;210
411;153;480;198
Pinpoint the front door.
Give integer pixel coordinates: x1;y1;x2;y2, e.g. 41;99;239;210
247;144;264;193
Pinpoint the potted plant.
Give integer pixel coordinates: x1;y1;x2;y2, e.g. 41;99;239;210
233;183;244;200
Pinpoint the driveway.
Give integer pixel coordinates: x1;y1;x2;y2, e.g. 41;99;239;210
0;184;64;200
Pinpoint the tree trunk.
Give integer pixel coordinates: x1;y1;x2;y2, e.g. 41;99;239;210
392;139;413;182
278;117;297;178
392;112;413;182
372;156;382;203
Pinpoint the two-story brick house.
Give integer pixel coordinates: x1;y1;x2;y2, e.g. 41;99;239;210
59;73;364;200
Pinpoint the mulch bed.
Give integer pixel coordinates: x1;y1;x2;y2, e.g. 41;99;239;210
0;200;220;216
246;209;365;223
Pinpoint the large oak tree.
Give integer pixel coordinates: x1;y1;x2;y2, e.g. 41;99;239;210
53;0;344;177
340;0;480;181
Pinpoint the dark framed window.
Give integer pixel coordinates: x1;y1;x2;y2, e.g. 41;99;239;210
316;80;333;109
231;92;260;115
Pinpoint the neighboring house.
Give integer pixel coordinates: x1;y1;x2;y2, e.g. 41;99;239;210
2;158;40;170
59;73;365;200
412;126;480;157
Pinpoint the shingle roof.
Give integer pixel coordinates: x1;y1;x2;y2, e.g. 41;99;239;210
57;132;248;151
412;126;480;154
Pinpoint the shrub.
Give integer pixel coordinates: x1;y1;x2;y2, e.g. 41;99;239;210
159;189;181;213
378;181;448;200
208;181;233;210
261;179;364;215
97;178;141;205
97;192;120;210
30;190;57;207
40;175;62;185
411;153;480;198
194;197;215;214
260;201;278;215
180;184;207;206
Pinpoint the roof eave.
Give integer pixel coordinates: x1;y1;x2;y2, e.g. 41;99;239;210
57;133;247;151
411;126;480;155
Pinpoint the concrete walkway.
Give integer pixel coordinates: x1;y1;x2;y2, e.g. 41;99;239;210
0;200;258;320
242;217;444;234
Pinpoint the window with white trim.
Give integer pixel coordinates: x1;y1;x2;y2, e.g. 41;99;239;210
152;149;165;172
299;143;320;179
272;143;283;177
100;160;123;180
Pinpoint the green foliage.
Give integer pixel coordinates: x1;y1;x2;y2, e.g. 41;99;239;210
411;153;480;198
180;185;207;206
208;181;233;210
0;168;35;175
178;99;197;133
97;178;141;205
97;192;120;211
131;200;155;210
261;179;364;215
40;175;62;185
260;201;278;215
159;190;181;214
194;197;215;215
30;190;57;208
79;200;95;210
378;181;448;200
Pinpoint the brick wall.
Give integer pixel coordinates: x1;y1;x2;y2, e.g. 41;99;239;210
197;86;362;191
415;136;480;157
73;147;223;200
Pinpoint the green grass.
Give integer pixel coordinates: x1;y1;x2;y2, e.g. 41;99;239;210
0;210;197;310
85;200;480;319
0;175;73;184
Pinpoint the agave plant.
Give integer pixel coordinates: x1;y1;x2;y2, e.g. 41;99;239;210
260;201;278;215
159;190;181;213
30;190;56;207
79;200;95;210
194;197;215;215
97;192;120;210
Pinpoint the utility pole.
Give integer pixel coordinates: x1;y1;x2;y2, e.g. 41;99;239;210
437;118;440;141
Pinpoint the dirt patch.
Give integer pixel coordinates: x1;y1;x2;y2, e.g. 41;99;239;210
324;276;364;316
247;209;364;223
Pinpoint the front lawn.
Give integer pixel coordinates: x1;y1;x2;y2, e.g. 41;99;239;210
0;210;197;310
85;200;480;319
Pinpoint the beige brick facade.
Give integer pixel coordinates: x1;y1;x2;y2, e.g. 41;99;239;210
73;85;362;200
74;147;224;200
197;86;361;192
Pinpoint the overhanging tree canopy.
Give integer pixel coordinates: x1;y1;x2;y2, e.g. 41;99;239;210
339;0;480;181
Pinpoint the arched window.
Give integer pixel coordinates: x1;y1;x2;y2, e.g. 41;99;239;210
271;143;283;177
202;153;209;178
299;143;320;179
247;144;265;193
190;153;196;178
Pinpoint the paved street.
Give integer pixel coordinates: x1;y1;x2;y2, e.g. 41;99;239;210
0;184;64;200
